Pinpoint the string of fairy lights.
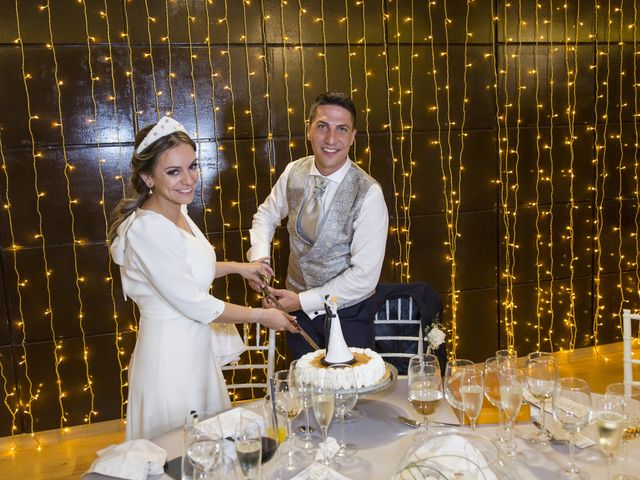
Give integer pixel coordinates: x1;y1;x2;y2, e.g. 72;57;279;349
80;0;120;422
1;0;639;436
101;1;134;414
634;3;640;312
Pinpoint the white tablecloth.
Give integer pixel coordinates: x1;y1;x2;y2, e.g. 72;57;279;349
85;378;639;479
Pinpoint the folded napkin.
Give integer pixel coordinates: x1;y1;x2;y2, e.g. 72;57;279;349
394;434;497;480
83;439;166;480
198;407;264;438
291;462;354;480
315;436;340;462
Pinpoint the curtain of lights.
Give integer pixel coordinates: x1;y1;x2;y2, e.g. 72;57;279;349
0;0;637;437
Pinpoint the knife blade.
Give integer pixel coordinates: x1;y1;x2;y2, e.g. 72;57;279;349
259;276;321;351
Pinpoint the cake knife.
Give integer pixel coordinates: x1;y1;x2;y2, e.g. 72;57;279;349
259;275;321;351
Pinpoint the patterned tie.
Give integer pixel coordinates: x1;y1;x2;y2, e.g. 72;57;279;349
299;175;328;243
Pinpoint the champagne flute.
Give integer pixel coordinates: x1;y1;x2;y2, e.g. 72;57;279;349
312;377;335;466
327;364;359;457
235;412;263;479
596;395;626;480
273;370;302;468
484;357;508;445
444;359;474;424
525;351;558;445
408;363;443;439
460;367;484;431
605;382;640;480
289;360;319;450
552;377;592;479
498;365;524;457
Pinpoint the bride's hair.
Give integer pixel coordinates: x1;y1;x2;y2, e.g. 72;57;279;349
107;123;196;242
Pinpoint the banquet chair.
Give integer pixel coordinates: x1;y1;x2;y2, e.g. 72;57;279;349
622;309;640;387
222;324;276;401
373;283;445;376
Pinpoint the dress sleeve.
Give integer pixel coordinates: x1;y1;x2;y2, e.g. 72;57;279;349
126;213;225;324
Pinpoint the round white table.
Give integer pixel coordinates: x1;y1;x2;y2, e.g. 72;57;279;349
88;378;639;479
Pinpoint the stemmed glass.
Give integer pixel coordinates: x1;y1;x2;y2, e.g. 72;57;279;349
484;357;508;445
460;367;484;431
273;370;303;468
498;365;524;457
311;376;336;466
496;348;518;362
185;428;222;480
235;412;263;479
407;363;443;439
408;353;440;373
327;364;359;457
552;377;592;479
595;395;626;480
525;351;558;445
289;360;319;450
244;400;280;467
604;382;640;480
444;359;474;425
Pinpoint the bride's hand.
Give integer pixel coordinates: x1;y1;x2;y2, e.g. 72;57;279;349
239;258;274;290
257;308;299;333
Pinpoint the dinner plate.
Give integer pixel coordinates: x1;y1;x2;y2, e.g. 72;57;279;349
395;428;500;480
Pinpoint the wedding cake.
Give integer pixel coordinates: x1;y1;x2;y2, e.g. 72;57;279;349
295;296;385;389
296;347;386;389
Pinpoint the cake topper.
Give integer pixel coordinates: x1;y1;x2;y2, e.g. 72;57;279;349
321;295;355;365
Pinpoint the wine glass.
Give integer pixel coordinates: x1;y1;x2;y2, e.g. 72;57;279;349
186;428;222;480
289;359;319;450
444;359;474;424
484;357;508;445
498;365;524;457
327;364;359;457
496;348;518;362
595;395;626;480
552;377;592;479
235;412;263;479
272;370;303;468
460;367;484;431
525;351;558;445
408;353;440;373
605;382;640;480
408;363;443;439
311;376;336;466
244;400;280;467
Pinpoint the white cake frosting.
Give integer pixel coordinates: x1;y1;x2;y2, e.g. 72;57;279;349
295;348;386;390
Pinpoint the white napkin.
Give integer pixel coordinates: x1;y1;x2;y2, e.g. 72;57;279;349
315;436;340;462
395;434;497;480
198;407;264;438
291;462;354;480
83;439;166;480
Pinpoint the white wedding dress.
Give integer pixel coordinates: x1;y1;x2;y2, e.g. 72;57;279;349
110;207;245;440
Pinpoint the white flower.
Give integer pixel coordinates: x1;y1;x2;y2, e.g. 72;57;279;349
427;325;446;349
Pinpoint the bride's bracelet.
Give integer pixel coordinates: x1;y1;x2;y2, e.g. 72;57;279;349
255;307;263;324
